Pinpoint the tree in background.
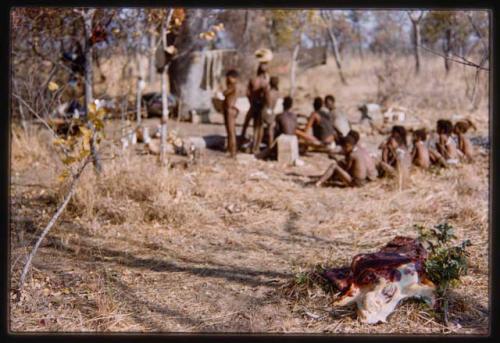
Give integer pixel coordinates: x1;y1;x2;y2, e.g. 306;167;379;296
407;10;426;74
319;10;348;85
421;11;471;74
347;10;366;60
271;10;325;95
370;11;410;55
11;8;117;173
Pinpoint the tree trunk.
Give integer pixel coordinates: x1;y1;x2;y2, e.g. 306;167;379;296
326;27;347;85
149;31;157;83
83;14;94;108
82;9;102;174
121;96;127;142
13;79;28;133
136;75;144;126
357;27;364;60
411;21;422;74
241;10;250;49
443;29;452;74
289;43;300;97
159;10;173;166
159;68;169;165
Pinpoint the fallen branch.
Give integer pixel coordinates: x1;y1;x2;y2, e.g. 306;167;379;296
15;156;92;301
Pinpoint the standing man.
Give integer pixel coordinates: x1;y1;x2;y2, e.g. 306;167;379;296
223;69;240;158
239;48;273;153
262;76;280;147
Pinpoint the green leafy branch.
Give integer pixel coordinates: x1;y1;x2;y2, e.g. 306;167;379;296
416;222;471;326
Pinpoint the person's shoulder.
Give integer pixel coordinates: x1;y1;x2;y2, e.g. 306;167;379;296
352;151;365;164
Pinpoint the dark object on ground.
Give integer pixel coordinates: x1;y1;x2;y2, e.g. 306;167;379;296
142;92;179;118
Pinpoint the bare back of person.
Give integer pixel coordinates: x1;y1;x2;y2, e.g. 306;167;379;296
438;134;461;163
412;141;430;169
457;133;474;162
357;145;377;181
275;110;297;136
347;148;369;185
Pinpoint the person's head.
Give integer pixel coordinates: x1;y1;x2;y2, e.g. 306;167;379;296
283;96;293;111
313;97;323;111
225;69;239;85
391;125;407;147
325;95;336;110
340;134;357;154
454;119;475;135
270;76;279;90
389;134;405;149
437;119;453;136
257;62;268;75
413;128;427;143
347;130;360;145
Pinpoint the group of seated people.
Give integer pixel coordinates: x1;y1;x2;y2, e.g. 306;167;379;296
315;118;477;188
221;68;477;188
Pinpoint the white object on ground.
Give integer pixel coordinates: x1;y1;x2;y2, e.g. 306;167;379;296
294;159;305;167
129;132;137;145
249;171;269;180
384;106;407;122
277;134;299;166
120;137;129;150
334;262;435;324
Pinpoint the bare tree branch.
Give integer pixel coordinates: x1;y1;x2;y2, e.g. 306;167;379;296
15;156;92;301
418;44;489;71
467;12;488;53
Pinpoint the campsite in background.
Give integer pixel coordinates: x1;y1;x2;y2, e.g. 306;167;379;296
9;8;489;334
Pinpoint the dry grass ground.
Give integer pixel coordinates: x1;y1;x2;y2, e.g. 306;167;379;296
9;55;489;334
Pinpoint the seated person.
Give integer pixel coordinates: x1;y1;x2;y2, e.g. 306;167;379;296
298;97;335;147
453;119;476;162
435;119;462;165
275;96;297;137
257;96;299;159
377;134;411;178
315;134;376;188
411;128;431;169
349;130;378;181
380;125;408;165
325;94;350;141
